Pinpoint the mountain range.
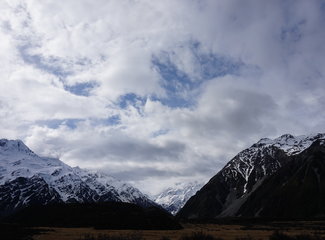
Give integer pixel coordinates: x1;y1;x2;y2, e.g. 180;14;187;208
1;133;325;220
0;139;156;218
177;133;325;219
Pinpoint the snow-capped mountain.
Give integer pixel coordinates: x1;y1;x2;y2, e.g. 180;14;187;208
177;133;325;219
0;139;156;217
154;181;204;215
220;133;325;196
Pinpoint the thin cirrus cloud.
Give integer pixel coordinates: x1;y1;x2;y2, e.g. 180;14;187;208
0;0;325;194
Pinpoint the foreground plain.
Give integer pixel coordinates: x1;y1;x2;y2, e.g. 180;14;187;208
32;221;325;240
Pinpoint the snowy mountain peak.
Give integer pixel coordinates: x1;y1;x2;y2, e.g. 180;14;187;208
154;181;204;215
0;139;156;217
223;133;325;186
256;137;272;144
252;133;325;155
278;133;295;139
0;139;35;156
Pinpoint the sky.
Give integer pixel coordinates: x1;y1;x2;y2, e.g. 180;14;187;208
1;0;325;195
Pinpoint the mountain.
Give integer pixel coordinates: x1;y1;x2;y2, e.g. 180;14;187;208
0;139;156;217
237;139;325;218
154;181;204;215
177;133;325;219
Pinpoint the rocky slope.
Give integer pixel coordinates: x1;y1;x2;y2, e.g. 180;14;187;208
237;139;325;218
177;133;325;219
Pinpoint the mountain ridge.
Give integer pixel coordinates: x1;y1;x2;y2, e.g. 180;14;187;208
0;138;156;217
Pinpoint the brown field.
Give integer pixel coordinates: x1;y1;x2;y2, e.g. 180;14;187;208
32;221;325;240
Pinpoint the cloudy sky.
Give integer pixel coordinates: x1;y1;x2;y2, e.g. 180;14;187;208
1;0;325;195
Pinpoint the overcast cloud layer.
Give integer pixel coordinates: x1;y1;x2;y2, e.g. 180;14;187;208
1;0;325;194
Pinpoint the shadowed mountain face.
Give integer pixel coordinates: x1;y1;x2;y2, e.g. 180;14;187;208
0;139;157;218
177;134;325;220
0;176;63;218
238;140;325;218
5;202;182;230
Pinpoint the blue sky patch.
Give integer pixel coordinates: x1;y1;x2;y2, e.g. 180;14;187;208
64;82;98;96
151;47;243;108
192;50;243;80
19;44;71;78
117;93;146;110
91;115;121;126
151;129;169;138
36;119;82;129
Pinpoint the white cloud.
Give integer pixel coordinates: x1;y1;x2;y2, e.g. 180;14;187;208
0;0;325;195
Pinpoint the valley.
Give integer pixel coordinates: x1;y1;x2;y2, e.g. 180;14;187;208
24;221;325;240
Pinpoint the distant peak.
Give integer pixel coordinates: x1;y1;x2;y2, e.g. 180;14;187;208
256;137;272;144
279;134;294;139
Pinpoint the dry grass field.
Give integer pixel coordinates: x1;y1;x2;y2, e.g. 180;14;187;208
32;221;325;240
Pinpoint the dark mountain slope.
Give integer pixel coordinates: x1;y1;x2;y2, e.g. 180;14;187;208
238;139;325;218
177;146;290;219
0;176;62;218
